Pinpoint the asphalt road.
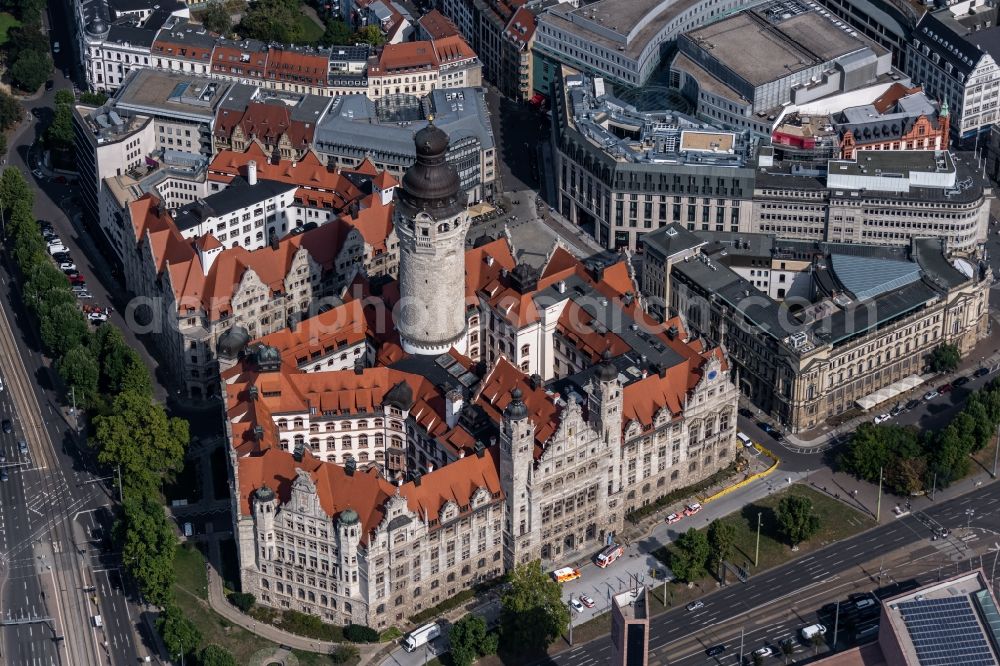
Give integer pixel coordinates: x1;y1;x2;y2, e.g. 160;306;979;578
544;478;1000;666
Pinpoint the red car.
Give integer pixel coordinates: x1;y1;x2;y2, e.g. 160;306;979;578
67;274;85;286
938;383;953;394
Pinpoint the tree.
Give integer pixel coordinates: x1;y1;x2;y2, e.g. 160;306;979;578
79;91;108;106
450;615;497;666
38;302;90;358
227;591;255;612
122;494;178;606
354;24;384;46
93;390;189;495
500;561;570;655
45;104;74;152
0;92;22;131
0;168;33;211
239;0;307;43
157;603;201;658
200;645;237;666
9;49;50;92
927;424;972;488
928;343;960;373
57;345;99;408
119;356;154;397
668;528;711;583
321;19;354;46
54;89;74;106
707;519;737;571
5;25;49;63
776;495;821;548
197;2;232;35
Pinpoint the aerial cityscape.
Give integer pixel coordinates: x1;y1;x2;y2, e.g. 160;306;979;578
0;0;999;663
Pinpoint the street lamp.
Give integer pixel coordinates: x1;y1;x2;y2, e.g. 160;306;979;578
967;508;976;532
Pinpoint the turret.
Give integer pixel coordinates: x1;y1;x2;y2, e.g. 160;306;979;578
252;485;278;564
337;508;362;599
498;388;538;567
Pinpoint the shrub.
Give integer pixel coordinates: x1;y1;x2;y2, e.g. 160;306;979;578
343;623;379;643
227;591;255;612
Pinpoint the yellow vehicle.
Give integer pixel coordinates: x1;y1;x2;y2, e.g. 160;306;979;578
552;567;581;583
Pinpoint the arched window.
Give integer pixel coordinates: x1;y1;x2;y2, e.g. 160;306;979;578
375;451;384;461
309;438;320;451
359;434;369;447
342;436;353;449
357;420;367;429
358;452;369;462
326;436;335;449
277;419;288;430
341;421;352;430
438;222;450;232
521;344;530;355
293;418;303;429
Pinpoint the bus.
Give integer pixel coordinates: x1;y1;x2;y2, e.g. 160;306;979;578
552;567;581;583
595;543;624;568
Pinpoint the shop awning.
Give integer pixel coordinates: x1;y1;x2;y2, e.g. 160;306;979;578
468;202;495;216
529;93;546;107
855;374;927;411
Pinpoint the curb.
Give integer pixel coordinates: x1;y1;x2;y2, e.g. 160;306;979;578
701;448;780;504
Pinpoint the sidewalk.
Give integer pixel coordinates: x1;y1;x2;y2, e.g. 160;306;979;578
783;328;1000;448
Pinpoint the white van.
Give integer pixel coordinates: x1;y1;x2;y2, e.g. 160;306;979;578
92;614;103;628
403;622;440;652
736;432;754;448
801;623;826;641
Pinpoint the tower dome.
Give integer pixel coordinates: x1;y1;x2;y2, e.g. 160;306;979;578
399;120;462;216
596;350;618;383
505;388;529;421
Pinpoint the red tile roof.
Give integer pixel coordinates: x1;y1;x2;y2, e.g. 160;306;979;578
504;7;537;48
431;35;477;65
214;102;317;151
419;9;460;39
265;47;330;87
474;358;558;457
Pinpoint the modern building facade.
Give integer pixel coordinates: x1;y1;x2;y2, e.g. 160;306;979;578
551;68;756;251
752;149;992;253
642;224;992;432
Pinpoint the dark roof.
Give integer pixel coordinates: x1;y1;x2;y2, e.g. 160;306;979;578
916;8;1000;76
912;237;971;290
641;224;706;259
398;122;463;217
110;0;183;11
173;178;297;231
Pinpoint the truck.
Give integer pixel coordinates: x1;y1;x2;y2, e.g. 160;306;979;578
403;622;440;652
595;543;624;568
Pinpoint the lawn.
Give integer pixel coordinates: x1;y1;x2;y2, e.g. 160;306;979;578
0;13;20;46
293;12;325;44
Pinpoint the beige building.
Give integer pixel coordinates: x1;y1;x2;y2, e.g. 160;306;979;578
753;150;993;254
643;224;991;432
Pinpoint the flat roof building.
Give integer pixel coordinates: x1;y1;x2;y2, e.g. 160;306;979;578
611;588;649;666
551;67;756;251
672;0;895;135
533;0;766;92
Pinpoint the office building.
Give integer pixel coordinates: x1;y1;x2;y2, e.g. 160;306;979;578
551;67;755;251
642;224;991;432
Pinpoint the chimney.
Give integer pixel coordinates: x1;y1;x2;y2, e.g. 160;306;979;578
354;358;364;375
475;441;485;458
445;389;463;428
426;462;434;474
247;160;258;186
412;471;422;486
557;280;566;294
486;255;495;267
528;374;542;390
667;326;678;340
345;457;357;475
270;232;279;250
458;449;466;459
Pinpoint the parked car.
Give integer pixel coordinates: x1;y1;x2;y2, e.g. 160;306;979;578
47;244;67;256
1;419;11;434
738;408;754;418
579;595;595;608
87;312;108;323
74;290;93;299
67;275;85;286
975;366;990;378
905;399;921;410
705;645;726;657
687;600;705;611
1;469;8;482
924;390;940;401
753;647;775;658
890;403;905;417
570;598;584;613
52;252;72;263
873;413;891;425
666;513;682;524
18;440;27;454
684;503;702;516
953;376;970;387
59;262;77;272
938;383;953;394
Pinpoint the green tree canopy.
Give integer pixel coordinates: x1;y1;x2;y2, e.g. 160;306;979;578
669;527;711;583
354;24;384;46
776;495;821;547
928;343;961;373
123;494;178;606
54;89;74;106
57;345;99;408
38;301;90;358
93;390;189;494
79;91;108;106
707;519;737;570
500;561;570;655
449;614;498;666
45;104;74;152
200;644;238;666
321;19;354;46
0;92;22;131
238;0;307;43
9;49;50;92
197;2;232;35
0;168;33;211
157;603;200;658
